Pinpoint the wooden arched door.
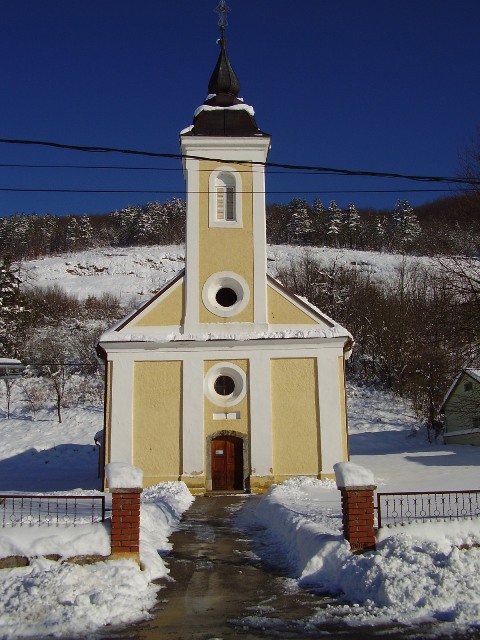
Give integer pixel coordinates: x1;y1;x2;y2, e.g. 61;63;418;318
211;436;244;491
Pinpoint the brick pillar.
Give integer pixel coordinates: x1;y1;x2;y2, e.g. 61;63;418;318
339;485;377;553
110;488;141;563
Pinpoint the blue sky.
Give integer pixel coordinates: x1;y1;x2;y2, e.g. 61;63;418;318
0;0;479;216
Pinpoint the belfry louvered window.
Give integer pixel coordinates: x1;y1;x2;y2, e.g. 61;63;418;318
216;173;236;221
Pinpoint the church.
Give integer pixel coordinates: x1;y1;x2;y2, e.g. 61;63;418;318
97;20;353;494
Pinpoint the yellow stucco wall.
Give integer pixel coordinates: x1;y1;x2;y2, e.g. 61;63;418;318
133;361;182;483
131;281;184;327
203;359;250;440
267;284;317;325
271;358;320;476
198;160;254;323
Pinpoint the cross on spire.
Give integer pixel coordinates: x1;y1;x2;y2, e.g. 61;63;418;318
215;0;231;31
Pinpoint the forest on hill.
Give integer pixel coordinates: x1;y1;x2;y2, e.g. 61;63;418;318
1;193;480;433
1;193;480;261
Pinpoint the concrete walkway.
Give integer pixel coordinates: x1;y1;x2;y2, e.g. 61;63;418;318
103;495;330;639
102;495;464;640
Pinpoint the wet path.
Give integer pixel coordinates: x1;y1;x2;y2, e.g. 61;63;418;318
102;495;480;640
104;495;330;639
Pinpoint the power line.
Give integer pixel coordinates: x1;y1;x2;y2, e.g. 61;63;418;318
0;137;478;186
0;187;461;195
0;163;181;172
0;163;376;177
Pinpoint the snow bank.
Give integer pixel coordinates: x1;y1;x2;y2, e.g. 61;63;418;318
249;475;480;632
140;482;194;580
0;522;110;560
105;462;143;489
0;558;159;638
334;461;375;487
0;482;194;638
377;517;480;549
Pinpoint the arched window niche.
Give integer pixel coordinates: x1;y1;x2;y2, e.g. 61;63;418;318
209;167;243;228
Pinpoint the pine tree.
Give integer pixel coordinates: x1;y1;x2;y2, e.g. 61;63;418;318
286;198;312;244
343;203;361;249
0;258;28;357
312;199;327;245
326;200;343;247
390;200;422;251
161;198;186;244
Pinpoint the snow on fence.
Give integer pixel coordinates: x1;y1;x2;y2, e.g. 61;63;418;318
0;494;105;528
376;490;480;529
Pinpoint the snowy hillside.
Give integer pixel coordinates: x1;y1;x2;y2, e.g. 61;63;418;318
20;243;431;306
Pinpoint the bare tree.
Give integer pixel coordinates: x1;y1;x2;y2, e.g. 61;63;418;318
459;127;480;194
2;379;17;418
24;327;74;423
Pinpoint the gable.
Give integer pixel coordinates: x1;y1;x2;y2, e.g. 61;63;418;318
268;285;317;325
442;370;480;413
118;271;184;332
267;276;337;330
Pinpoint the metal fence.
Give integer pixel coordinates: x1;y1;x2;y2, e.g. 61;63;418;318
377;490;480;529
0;494;106;528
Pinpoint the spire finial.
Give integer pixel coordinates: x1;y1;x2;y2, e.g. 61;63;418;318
215;0;231;32
207;0;240;104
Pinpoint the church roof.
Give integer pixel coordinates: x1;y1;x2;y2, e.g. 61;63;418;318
207;34;241;105
184;28;269;138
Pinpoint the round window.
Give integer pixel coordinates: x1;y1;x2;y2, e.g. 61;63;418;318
202;272;250;318
204;363;247;407
214;375;235;396
215;287;238;308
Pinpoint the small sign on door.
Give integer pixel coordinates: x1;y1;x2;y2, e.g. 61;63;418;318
215;449;224;455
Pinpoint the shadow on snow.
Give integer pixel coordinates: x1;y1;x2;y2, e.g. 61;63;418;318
0;444;101;492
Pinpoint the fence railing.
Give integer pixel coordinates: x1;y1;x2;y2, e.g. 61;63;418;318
377;490;480;528
0;494;106;528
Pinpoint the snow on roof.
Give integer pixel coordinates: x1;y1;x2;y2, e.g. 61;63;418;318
204;94;244;103
465;369;480;383
0;358;22;365
180;124;193;135
193;102;255;119
100;326;351;345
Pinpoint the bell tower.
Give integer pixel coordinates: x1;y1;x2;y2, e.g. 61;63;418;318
180;6;271;335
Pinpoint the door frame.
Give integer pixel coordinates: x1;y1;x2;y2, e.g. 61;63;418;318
206;430;249;492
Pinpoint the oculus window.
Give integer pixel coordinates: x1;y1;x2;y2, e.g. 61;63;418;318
204;363;247;407
202;271;250;318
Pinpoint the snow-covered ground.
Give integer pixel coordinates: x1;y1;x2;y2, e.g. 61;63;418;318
1;383;479;637
0;245;477;637
0;389;194;638
238;387;480;636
